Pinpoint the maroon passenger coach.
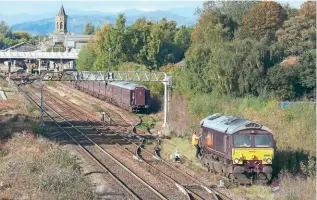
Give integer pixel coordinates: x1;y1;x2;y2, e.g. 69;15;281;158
75;81;150;112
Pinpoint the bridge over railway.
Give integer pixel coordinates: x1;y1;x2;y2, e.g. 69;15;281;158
0;51;79;60
0;51;79;74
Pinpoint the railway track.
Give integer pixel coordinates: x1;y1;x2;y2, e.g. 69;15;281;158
26;83;212;199
21;83;209;199
27;82;231;200
58;81;132;127
48;82;233;199
17;83;168;200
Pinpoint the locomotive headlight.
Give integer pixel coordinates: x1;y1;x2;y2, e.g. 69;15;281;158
234;158;240;164
266;158;272;164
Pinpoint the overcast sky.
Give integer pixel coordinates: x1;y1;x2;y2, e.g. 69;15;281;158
0;1;305;15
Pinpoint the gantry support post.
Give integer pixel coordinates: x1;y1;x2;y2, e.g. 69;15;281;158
8;61;11;84
27;60;30;74
162;81;168;128
162;76;172;135
39;59;41;75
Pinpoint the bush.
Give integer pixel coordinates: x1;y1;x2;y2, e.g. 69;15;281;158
115;62;149;71
32;125;50;136
137;114;156;130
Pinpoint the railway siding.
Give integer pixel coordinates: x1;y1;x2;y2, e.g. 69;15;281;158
18;84;167;200
30;82;229;200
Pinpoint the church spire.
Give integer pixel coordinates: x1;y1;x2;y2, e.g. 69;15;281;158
57;5;66;16
55;5;67;34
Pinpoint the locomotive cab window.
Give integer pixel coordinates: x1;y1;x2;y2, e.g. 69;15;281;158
255;134;272;147
234;134;251;147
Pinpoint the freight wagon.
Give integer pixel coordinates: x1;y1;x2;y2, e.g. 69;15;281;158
75;81;150;113
199;113;274;184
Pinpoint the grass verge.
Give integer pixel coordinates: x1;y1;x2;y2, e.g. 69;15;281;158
0;133;95;200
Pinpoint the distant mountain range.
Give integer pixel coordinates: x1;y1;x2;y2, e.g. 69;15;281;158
6;8;198;35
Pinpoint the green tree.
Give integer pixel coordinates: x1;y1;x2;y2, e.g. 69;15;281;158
156;18;183;66
83;22;95;35
276;15;316;55
267;49;316;100
174;26;191;49
0;20;12;38
267;65;298;100
174;26;192;58
298;1;316;21
218;1;258;25
76;43;96;70
239;1;287;40
95;25;101;34
181;17;231;93
93;23;112;70
146;22;164;68
296;49;316;97
128;18;154;65
112;14;127;64
282;2;298;18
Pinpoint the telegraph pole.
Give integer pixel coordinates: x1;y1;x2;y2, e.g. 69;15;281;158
8;61;11;84
108;48;112;69
107;48;112;81
40;80;45;126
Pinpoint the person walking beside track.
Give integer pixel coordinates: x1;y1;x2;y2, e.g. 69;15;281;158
192;131;202;158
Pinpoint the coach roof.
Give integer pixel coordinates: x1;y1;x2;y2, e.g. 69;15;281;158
108;81;148;90
200;113;272;134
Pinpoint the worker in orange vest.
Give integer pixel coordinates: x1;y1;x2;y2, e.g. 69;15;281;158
192;131;202;158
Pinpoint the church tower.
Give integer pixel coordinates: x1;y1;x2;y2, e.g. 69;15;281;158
55;5;67;34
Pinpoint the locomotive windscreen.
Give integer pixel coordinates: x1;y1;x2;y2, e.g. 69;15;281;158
234;134;251;147
255;135;272;147
233;134;272;148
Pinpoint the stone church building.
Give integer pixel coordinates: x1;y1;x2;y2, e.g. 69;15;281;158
52;5;96;51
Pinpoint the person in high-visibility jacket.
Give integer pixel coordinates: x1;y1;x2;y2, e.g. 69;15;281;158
192;132;202;158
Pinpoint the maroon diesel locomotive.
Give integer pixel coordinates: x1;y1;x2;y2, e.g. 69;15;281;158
74;81;150;112
199;113;274;184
